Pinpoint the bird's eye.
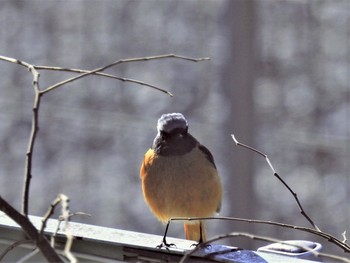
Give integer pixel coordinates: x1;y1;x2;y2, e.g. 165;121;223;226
160;130;169;137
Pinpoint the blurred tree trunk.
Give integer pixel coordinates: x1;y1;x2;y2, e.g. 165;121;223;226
220;0;256;249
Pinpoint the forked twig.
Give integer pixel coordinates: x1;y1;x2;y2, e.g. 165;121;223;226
42;194;82;262
231;134;320;231
0;55;177;97
39;54;209;94
36;66;174;96
40;196;62;235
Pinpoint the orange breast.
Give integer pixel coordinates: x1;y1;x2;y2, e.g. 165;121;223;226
140;147;222;223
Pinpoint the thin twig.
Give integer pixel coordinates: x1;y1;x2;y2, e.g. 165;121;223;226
17;248;40;263
35;66;173;96
40;196;62;235
342;231;348;244
23;66;42;217
0;55;31;68
231;134;320;231
180;232;350;263
40;54;210;94
50;211;91;248
59;194;77;263
51;219;62;248
0;240;33;261
170;216;350;252
45;194;79;262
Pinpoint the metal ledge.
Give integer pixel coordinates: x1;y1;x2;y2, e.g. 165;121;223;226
0;212;322;262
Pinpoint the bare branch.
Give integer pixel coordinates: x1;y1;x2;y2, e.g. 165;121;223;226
231;133;276;173
40;196;62;235
0;55;31;68
170;216;350;252
231;134;320;231
40;54;210;94
35;66;173;96
0;56;44;217
22;66;42;216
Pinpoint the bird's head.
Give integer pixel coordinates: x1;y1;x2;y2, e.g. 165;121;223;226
157;113;188;138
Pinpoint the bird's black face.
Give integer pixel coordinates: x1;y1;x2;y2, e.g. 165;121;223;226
159;127;188;141
153;113;196;156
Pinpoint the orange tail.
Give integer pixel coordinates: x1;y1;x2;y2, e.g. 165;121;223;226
184;221;206;242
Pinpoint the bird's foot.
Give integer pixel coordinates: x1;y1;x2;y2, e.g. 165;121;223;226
156;237;176;249
190;242;211;249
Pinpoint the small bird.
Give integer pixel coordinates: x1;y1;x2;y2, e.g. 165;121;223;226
140;113;222;246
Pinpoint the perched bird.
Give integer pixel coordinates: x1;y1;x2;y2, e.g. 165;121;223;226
140;113;222;246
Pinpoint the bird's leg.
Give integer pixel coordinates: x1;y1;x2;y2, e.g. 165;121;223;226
198;222;204;244
190;223;211;248
157;220;176;249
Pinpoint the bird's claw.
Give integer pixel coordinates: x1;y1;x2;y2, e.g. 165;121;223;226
156;238;176;249
190;242;211;249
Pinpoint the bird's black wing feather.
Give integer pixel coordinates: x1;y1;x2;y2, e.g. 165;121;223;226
198;144;216;169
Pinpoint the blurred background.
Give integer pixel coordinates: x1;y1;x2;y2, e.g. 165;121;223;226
0;0;349;255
